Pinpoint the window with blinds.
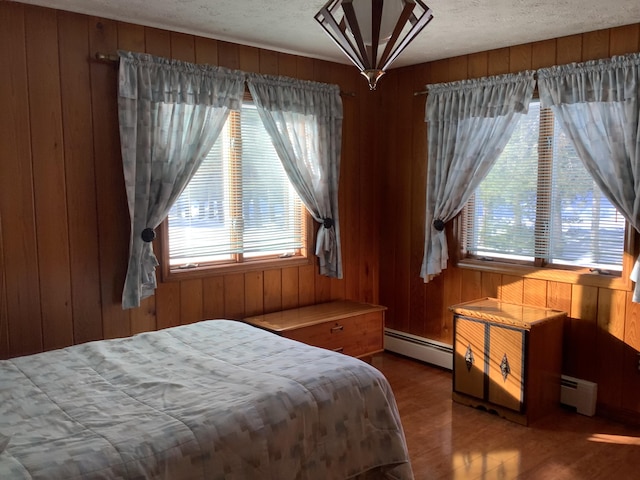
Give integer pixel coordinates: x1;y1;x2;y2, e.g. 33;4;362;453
166;101;307;270
463;100;625;272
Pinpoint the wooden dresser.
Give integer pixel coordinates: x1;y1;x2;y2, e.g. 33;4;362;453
450;297;565;426
243;300;386;359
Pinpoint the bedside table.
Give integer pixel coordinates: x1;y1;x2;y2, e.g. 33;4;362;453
243;300;386;359
450;297;565;426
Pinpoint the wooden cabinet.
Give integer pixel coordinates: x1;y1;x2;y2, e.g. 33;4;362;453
450;298;565;426
243;300;386;359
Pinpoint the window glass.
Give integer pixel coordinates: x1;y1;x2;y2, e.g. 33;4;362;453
463;101;625;272
167;102;306;270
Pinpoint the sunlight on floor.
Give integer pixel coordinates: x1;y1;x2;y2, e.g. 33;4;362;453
588;433;640;445
452;450;520;479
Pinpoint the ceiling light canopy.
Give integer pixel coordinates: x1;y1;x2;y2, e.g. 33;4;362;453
314;0;434;90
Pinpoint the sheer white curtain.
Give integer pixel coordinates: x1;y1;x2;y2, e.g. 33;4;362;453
537;53;640;301
421;72;536;281
118;51;245;309
246;73;344;278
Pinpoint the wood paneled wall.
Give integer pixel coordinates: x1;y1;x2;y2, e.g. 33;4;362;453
378;23;640;422
2;1;640;424
0;3;379;358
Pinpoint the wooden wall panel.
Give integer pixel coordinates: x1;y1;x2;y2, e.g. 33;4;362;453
383;24;640;422
499;275;524;304
0;214;7;359
180;279;203;324
609;24;640;56
523;278;547;307
0;2;375;362
622;295;640;414
378;72;399;330
596;288;626;409
25;7;73;352
467;51;488;79
264;270;283;313
531;39;557;69
58;12;104;345
89;17;132;339
224;273;245;319
0;3;43;357
156;282;180;329
567;285;598;379
202;276;225;319
281;267;299;310
411;68;430;335
2;1;639;423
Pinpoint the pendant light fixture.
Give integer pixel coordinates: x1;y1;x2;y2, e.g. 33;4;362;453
314;0;434;90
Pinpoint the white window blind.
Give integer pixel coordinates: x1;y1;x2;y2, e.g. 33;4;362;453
464;101;625;271
167;102;305;267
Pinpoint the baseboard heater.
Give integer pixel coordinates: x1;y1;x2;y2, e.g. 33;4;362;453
560;375;597;416
384;328;597;416
384;328;453;371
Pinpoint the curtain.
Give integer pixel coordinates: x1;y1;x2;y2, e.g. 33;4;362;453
118;51;245;309
246;73;344;278
421;71;536;281
537;53;640;301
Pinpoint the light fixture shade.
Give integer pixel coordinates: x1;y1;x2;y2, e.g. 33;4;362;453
314;0;434;89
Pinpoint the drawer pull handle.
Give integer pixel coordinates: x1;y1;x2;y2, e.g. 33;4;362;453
331;324;344;333
333;347;344;353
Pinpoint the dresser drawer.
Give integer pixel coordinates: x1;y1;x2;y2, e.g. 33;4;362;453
243;301;386;359
283;312;383;357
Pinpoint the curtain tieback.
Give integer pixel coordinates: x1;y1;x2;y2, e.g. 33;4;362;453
141;228;156;243
433;219;446;231
323;218;334;229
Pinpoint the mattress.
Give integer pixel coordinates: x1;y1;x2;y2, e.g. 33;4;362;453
0;319;413;479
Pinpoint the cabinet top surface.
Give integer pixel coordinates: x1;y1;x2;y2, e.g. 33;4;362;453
449;297;566;328
243;300;386;332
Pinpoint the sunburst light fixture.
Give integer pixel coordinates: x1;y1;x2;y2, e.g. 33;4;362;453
314;0;434;90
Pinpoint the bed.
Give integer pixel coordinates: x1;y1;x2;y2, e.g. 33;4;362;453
0;319;413;479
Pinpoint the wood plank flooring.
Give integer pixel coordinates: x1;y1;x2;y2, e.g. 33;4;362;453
371;352;640;480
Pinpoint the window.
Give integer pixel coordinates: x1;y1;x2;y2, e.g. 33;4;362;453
163;99;310;277
462;100;627;274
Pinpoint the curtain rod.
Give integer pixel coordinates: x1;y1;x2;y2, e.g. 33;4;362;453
94;52;356;97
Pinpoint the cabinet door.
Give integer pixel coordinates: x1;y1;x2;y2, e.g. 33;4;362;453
488;325;525;412
453;316;485;399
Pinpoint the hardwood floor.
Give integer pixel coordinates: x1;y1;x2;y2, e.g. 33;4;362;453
371;352;640;480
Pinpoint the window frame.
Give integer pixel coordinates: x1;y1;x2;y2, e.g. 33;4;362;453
454;101;637;292
159;102;315;282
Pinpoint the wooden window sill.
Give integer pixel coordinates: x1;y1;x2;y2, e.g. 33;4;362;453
457;258;631;291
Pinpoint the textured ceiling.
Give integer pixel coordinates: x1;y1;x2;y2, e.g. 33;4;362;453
17;0;640;68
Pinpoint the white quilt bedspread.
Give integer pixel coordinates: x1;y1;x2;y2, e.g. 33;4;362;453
0;320;413;480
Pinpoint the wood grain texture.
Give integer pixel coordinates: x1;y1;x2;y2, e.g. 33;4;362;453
596;288;626;409
609;24;640;56
180;278;203;324
378;351;640;479
59;11;104;345
531;39;556;70
1;1;639;423
243;272;264;318
89;17;131;339
0;213;7;359
26;6;74;352
509;44;532;72
382;24;640;423
202;276;225;319
0;3;44;356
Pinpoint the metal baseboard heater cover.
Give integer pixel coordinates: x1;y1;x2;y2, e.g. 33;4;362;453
384;329;597;416
560;375;597;416
384;328;453;371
